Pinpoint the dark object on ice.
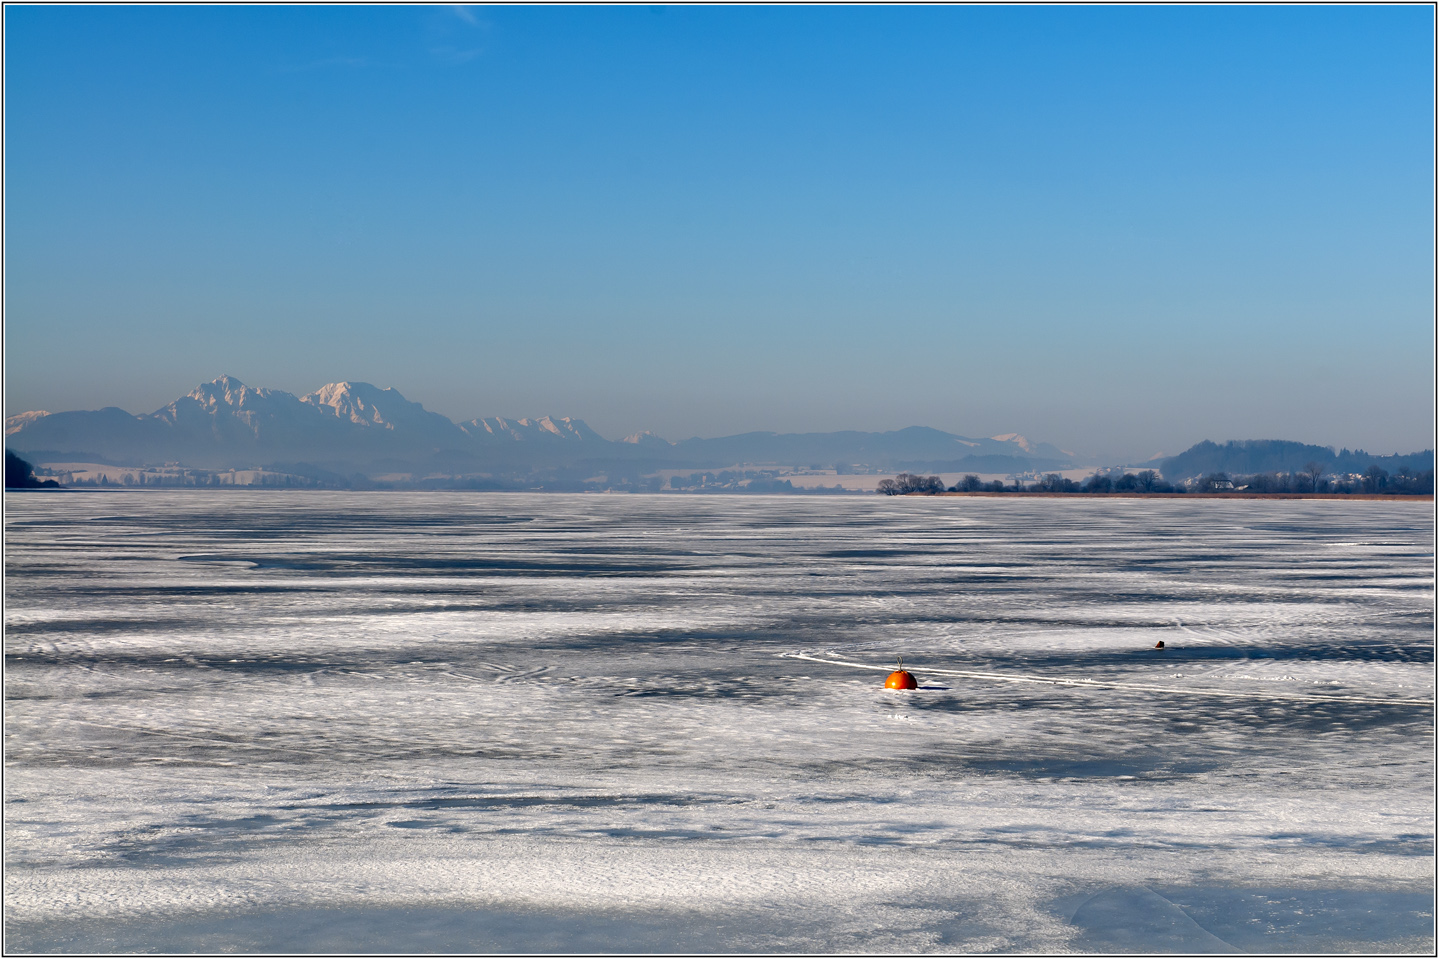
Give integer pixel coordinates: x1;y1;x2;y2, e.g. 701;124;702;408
1154;641;1166;649
5;450;59;489
885;655;918;690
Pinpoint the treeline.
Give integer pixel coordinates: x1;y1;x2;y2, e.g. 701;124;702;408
65;471;324;488
1191;465;1433;495
878;471;1177;494
880;467;1434;495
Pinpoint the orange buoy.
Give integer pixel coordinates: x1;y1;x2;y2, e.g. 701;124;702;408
884;656;918;690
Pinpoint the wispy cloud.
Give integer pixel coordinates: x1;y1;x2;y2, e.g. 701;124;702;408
425;5;490;64
430;46;485;65
275;56;372;74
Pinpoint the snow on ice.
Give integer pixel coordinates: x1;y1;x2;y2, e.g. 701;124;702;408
4;492;1433;952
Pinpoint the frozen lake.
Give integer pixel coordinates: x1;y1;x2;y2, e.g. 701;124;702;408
4;491;1434;953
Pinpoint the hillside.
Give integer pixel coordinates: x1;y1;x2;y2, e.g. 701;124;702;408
1160;440;1434;481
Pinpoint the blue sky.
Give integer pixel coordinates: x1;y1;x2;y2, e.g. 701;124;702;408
5;4;1433;459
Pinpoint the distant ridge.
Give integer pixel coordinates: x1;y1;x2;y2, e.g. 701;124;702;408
5;376;1073;478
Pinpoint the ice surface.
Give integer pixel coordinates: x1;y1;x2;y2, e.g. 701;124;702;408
4;492;1433;953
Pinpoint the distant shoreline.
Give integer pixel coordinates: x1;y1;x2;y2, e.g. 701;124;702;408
7;487;1433;502
935;491;1434;501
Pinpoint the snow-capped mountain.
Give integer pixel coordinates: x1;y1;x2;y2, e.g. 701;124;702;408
183;375;283;417
987;433;1076;461
621;431;673;447
302;381;470;447
460;416;606;444
151;375;325;444
5;410;51;437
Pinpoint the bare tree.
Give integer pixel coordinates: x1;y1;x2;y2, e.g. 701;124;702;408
888;473;944;494
1037;473;1077;492
1304;461;1324;493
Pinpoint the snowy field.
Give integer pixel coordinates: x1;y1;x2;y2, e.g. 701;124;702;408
3;491;1433;953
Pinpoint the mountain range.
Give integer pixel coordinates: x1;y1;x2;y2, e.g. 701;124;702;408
5;376;1077;477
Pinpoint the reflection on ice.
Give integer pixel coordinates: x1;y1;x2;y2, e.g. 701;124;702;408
4;492;1434;952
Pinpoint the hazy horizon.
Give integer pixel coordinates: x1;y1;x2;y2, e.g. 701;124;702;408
5;372;1436;465
5;5;1434;462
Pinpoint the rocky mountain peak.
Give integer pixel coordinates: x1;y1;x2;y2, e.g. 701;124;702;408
622;430;672;446
5;411;51;436
184;375;283;412
302;382;418;429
